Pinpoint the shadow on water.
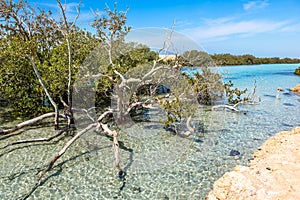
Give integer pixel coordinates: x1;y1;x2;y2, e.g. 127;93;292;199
283;103;295;107
0;130;27;141
281;123;294;127
0;107;19;125
0;132;69;157
263;94;276;98
16;151;91;200
0;121;61;141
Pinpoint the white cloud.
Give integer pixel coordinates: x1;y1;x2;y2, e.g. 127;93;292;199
279;23;300;32
201;17;235;26
243;0;269;11
126;28;203;54
37;2;94;26
181;18;297;42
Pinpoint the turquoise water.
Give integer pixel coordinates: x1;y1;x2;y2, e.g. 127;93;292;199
1;64;300;199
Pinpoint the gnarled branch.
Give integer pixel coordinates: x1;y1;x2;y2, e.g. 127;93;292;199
0;112;65;135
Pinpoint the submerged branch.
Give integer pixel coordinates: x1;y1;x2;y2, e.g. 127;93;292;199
211;104;241;112
100;123;122;173
37;123;97;180
186;115;194;133
37;109;116;181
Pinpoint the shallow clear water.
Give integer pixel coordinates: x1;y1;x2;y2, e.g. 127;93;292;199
1;64;300;199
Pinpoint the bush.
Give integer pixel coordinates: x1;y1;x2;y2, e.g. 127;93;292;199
294;66;300;76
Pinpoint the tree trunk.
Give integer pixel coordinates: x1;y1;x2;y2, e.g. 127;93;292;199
29;57;60;129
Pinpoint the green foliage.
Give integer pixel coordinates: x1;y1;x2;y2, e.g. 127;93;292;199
224;80;248;105
186;69;223;105
181;50;214;67
211;53;300;66
0;36;49;117
0;27;98;117
294;66;300;76
162;98;182;128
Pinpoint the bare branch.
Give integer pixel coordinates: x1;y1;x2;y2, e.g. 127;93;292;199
0;112;65;135
100;123;122;172
211;104;241;112
97;110;114;122
29;56;60;129
72;107;95;122
186;116;195;133
114;69;126;83
70;1;81;28
38;123;97;180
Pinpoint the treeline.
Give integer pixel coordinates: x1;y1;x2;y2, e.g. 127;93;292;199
211;53;300;66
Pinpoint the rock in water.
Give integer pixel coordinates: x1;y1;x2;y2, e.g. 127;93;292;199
290;84;300;92
229;150;240;156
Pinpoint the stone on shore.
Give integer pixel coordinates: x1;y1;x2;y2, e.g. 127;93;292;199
290;84;300;92
206;127;300;200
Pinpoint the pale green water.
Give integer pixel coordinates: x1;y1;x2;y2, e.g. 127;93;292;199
1;64;300;199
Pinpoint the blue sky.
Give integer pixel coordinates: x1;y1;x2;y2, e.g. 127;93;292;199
32;0;300;58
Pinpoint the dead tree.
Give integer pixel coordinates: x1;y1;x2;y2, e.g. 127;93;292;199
211;80;262;112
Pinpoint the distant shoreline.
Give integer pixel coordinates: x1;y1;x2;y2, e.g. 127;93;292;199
210;53;300;66
182;63;300;68
217;63;300;67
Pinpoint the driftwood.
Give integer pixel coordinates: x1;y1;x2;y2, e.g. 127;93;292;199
211;104;241;112
181;115;195;138
0;112;65;135
0;127;68;150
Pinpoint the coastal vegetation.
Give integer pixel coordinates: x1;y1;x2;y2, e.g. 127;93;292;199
211;53;300;66
295;66;300;76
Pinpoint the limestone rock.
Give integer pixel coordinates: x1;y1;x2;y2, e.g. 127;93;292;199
206;127;300;200
290;84;300;92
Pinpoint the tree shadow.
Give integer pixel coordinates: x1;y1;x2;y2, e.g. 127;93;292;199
14;150;91;200
0;133;68;157
0;106;17;125
0;130;27;140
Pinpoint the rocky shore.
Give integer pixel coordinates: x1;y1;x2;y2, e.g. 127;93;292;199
206;127;300;200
